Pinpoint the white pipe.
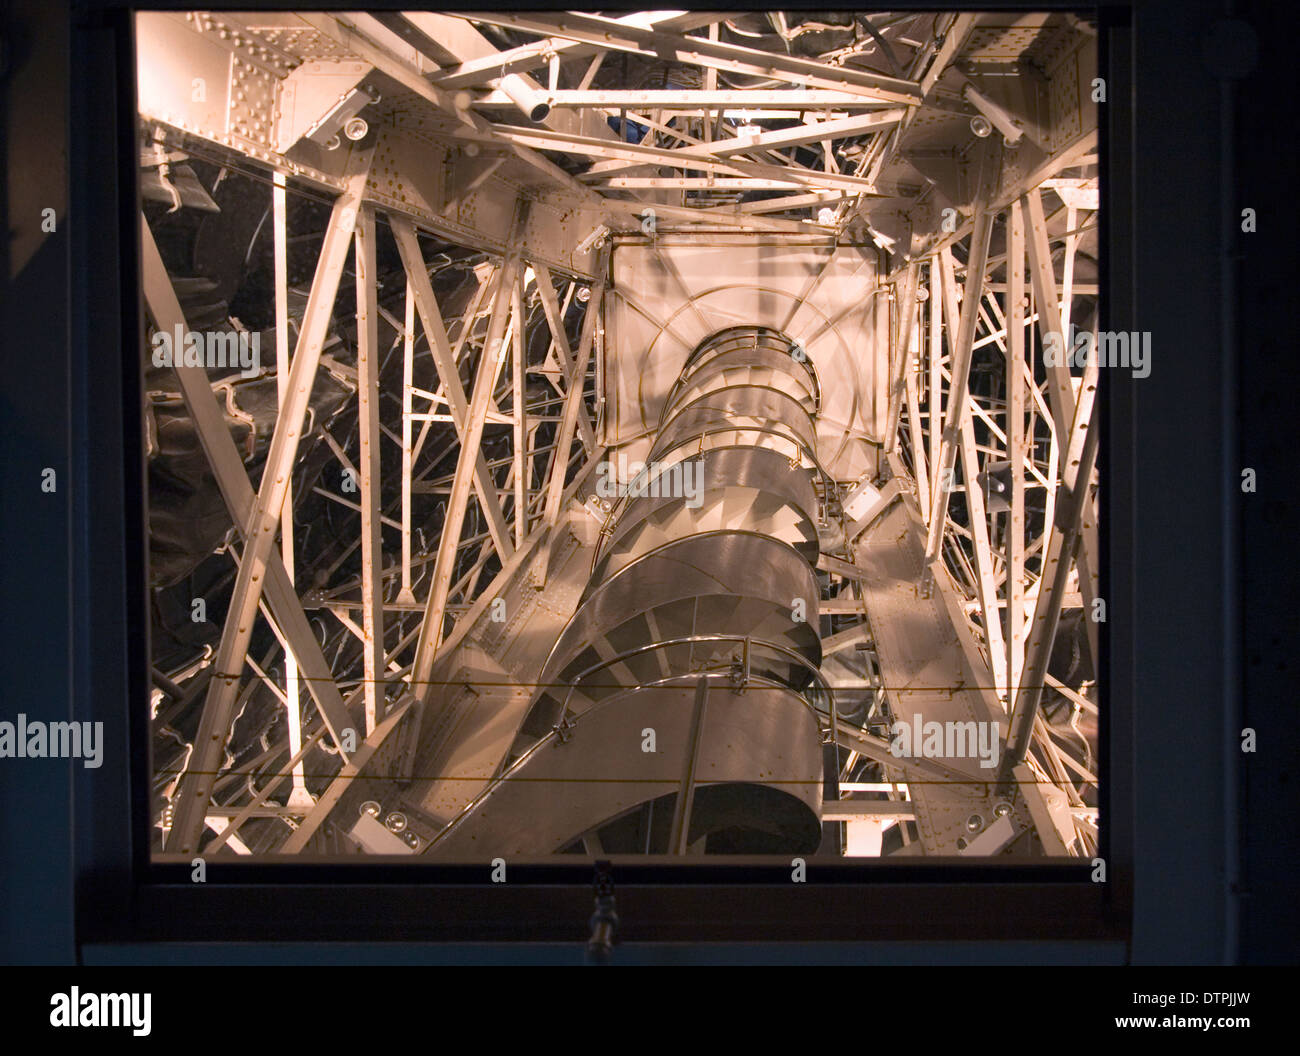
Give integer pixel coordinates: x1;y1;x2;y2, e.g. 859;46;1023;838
499;73;552;122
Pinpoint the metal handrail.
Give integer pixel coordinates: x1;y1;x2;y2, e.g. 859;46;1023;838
555;632;835;735
591;426;839;572
426;645;833;852
670;326;823;413
426;634;842;847
665;348;821;420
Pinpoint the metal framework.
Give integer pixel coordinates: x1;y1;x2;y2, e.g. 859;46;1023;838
137;10;1101;860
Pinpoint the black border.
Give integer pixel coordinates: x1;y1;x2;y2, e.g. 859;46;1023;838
32;0;1300;962
5;0;1286;966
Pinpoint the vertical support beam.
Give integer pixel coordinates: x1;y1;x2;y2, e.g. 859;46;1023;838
1061;203;1078;340
669;678;709;855
391;217;515;562
1004;369;1100;775
157;143;373;854
409;200;531;703
355;206;386;735
533;263;597;453
1074;351;1102;669
273;171;311;810
140;225;354;765
1035;418;1060;637
1024;188;1101;670
704;22;718;144
536;279;576;399
885;262;919;450
1078;488;1101;668
1006;201;1027;713
927;256;942;519
535;245;610;586
873;273;890;438
924;203;994;561
511;277;529;549
484;267;514;402
1021;187;1076;442
903;299;930;506
943;232;1008;693
958;399;1008;695
399;278;415;604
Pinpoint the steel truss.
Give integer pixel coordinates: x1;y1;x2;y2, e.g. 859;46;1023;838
137;10;1100;858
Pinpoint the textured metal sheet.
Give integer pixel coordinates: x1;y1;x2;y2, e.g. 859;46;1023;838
605;241;882;482
666;343;819;416
653;385;818;464
852;467;1056;853
596;445;820;578
545;530;822;689
423;685;824;857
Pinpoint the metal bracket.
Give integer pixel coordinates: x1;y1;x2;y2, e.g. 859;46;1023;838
728;637;751;694
273;59;375;154
552;712;577;745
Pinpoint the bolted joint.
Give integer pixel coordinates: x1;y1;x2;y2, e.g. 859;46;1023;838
552;713;576;745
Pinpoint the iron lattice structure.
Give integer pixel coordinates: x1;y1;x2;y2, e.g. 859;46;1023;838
136;10;1101;860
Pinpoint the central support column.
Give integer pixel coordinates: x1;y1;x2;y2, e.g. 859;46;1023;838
427;326;831;856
